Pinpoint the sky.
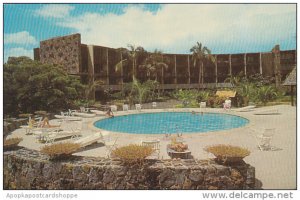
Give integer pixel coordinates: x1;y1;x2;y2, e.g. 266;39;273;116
3;3;296;62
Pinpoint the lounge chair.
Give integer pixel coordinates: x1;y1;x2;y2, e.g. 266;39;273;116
74;131;109;148
90;109;106;116
42;128;81;144
233;105;256;112
253;108;279;115
141;139;160;159
73;112;96;118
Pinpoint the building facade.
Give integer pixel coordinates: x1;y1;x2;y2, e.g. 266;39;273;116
34;33;297;100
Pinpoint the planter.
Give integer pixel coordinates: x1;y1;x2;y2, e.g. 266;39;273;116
167;145;191;159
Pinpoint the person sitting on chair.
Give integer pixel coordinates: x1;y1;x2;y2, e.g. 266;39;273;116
106;108;114;118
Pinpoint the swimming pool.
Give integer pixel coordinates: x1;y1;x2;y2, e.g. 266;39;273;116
94;112;249;134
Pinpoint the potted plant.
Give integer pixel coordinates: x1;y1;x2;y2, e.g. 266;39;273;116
167;137;191;159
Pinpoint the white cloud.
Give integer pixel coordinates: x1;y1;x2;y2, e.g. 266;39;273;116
4;31;37;45
4;47;33;63
35;4;74;18
58;4;296;54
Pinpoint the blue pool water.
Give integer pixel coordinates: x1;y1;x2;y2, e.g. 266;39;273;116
94;112;249;134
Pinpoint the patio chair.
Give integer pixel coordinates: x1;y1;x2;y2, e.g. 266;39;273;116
73;131;109;148
135;104;142;111
123;104;129;111
80;107;86;113
248;126;276;151
199;102;206;108
152;102;157;109
104;136;118;158
255;128;276;151
141;139;160;159
43;128;81;144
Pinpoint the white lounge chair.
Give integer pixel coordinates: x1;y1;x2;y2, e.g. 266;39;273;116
135;104;142;111
43;128;81;144
73;112;96;118
90;109;106;115
74;131;110;148
233;105;256;112
141;139;160;159
254;108;279;115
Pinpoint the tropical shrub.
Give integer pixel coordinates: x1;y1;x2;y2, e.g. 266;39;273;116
4;137;23;150
207;96;227;108
255;85;279;105
111;144;154;164
205;144;250;164
40;142;80;160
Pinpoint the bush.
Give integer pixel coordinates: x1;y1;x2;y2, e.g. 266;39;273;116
255;85;279;105
207;96;227;108
111;144;154;164
40;142;80;160
4;137;23;150
204;144;250;164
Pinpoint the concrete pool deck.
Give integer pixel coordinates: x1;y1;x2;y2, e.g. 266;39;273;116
8;105;296;189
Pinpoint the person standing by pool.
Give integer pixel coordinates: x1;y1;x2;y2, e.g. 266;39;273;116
106;108;114;118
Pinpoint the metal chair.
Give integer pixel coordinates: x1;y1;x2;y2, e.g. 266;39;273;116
104;137;118;158
135;104;142;111
256;128;275;151
141;139;160;159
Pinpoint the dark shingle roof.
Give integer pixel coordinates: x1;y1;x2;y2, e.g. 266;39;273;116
283;67;296;86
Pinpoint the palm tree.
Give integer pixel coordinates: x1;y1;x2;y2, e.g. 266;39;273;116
115;45;146;79
140;49;169;83
190;42;215;89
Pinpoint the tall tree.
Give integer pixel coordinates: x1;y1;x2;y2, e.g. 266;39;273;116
140;49;169;83
3;57;85;116
190;42;215;89
115;45;146;80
